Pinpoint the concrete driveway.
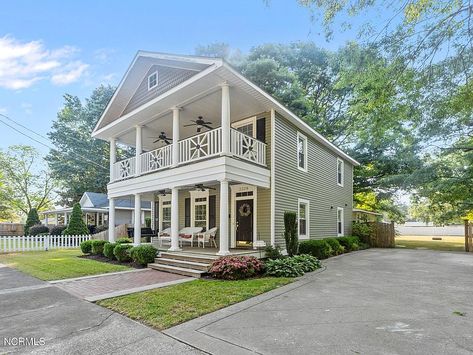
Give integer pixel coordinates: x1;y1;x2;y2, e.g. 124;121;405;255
166;249;473;354
0;265;200;354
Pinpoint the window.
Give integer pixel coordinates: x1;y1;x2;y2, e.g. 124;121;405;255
161;200;171;230
298;199;310;239
297;132;307;171
337;158;344;187
337;207;344;236
148;71;158;90
232;116;256;137
190;190;209;231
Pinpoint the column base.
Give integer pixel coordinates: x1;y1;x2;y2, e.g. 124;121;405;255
216;250;231;256
167;247;182;252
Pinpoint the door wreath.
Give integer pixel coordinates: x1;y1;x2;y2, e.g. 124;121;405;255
239;203;251;217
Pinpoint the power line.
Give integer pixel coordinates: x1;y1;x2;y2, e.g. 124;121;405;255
0;115;108;172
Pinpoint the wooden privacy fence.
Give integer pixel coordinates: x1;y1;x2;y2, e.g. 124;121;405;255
0;235;91;253
367;221;395;248
464;220;473;252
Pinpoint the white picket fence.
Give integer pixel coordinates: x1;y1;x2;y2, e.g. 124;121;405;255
0;235;91;253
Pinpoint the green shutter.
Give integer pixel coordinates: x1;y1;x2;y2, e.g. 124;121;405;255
185;198;191;227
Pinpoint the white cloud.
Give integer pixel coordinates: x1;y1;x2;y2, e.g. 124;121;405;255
94;48;115;63
21;102;32;115
0;35;88;90
0;107;7;114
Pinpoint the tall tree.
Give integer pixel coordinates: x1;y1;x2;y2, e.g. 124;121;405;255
46;85;115;205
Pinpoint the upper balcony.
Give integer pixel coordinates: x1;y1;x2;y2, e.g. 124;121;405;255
112;126;266;182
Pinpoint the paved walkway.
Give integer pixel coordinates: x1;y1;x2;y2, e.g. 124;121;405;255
166;249;473;354
53;269;192;301
0;265;200;354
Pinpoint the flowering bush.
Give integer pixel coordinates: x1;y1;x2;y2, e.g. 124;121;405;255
209;256;264;280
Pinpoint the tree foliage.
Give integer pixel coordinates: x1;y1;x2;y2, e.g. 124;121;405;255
25;208;41;235
63;203;89;235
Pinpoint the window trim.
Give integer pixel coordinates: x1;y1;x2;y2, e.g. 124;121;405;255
190;189;209;231
337;207;344;237
158;194;172;232
337;158;344;187
148;71;158;90
297;198;310;240
297;132;308;172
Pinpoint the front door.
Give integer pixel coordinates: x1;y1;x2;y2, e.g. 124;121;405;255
236;199;253;246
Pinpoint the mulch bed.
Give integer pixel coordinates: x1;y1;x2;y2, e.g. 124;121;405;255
79;254;146;269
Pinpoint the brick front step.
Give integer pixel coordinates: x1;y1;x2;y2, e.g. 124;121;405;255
155;257;210;271
148;263;206;278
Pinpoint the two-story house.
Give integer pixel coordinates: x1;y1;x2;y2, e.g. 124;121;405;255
92;51;359;256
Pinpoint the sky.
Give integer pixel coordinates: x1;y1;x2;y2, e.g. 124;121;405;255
0;0;376;154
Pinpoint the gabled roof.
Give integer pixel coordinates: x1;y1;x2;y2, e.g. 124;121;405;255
82;192;151;210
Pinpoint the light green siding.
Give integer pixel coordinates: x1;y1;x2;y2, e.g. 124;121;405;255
274;112;354;245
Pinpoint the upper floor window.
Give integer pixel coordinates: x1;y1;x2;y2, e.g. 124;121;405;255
297;132;307;172
337;207;344;236
148;71;158;90
337;158;344;187
298;198;310;239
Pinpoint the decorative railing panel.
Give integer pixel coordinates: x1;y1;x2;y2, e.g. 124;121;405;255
178;128;222;164
113;156;136;181
230;128;266;166
141;145;172;174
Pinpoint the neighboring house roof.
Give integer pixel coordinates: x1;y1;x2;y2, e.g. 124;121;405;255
352;208;383;216
92;51;359;166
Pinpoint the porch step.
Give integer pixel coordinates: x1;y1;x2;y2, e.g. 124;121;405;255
155;257;210;271
148;263;206;278
159;252;217;264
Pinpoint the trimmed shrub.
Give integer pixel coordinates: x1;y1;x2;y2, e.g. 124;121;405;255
103;242;116;259
337;236;360;252
284;211;299;256
130;245;157;265
299;240;333;259
116;237;133;244
63;203;89;235
50;225;67;236
25;208;41;235
113;243;133;262
29;224;49;236
324;238;345;255
91;240;107;255
352;222;373;245
292;254;321;272
209;256;264;280
265;258;304;277
264;245;284;259
80;240;93;254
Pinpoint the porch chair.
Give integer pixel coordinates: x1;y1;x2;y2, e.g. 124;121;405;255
157;227;171;247
197;227;218;248
178;227;203;247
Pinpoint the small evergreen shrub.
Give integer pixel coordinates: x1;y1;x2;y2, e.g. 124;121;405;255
352;222;373;245
337;236;360;252
284;211;299;256
299;240;333;259
265;258;304;277
116;237;133;244
209;256;264;280
113;243;133;262
291;254;321;272
103;242;116;259
80;240;93;254
130;245;157;265
264;245;284;259
50;225;67;236
25;208;41;235
63;203;89;235
29;225;49;236
324;238;345;255
91;240;107;255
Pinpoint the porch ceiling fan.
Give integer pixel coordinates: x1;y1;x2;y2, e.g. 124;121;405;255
184;116;213;133
151;132;173;145
195;184;216;191
158;190;167;196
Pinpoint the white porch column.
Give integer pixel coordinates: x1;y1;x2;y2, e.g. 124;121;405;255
108;198;116;242
64;213;68;225
45;214;49;226
218;179;230;255
172;107;180;167
169;187;181;251
109;137;116;182
134;193;142;245
221;83;230;155
135;125;142;176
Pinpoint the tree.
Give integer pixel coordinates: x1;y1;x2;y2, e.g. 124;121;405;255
24;208;41;235
0;145;55;219
284;211;299;256
46;85;116;205
63;203;89;235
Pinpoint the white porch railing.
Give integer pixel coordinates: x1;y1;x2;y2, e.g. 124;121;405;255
141;145;172;174
0;235;91;253
113;156;136;181
230;128;266;166
179;127;222;164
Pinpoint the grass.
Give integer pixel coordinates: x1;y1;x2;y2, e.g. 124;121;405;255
0;249;130;281
395;236;465;252
98;277;292;330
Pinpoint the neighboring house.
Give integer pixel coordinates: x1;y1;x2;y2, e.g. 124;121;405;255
92;51;359;255
353;208;383;223
41;192;151;227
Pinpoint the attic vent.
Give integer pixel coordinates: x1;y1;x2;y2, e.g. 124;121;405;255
148;71;158;90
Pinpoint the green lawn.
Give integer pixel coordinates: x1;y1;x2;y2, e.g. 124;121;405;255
0;249;130;281
396;236;465;252
98;277;292;330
